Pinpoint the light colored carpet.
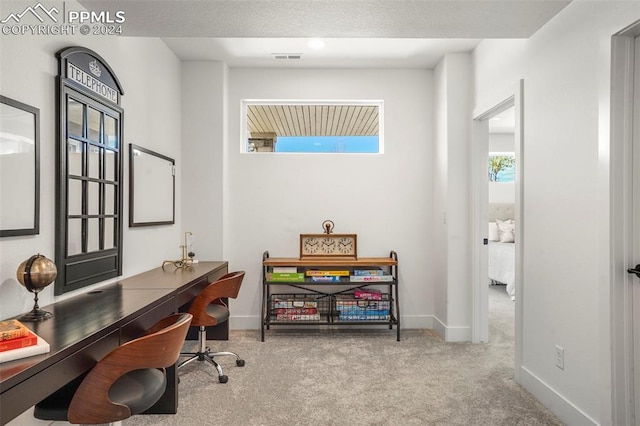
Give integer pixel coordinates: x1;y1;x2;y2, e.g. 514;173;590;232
124;286;562;426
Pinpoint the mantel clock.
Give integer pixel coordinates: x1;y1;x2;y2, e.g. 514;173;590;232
300;220;357;259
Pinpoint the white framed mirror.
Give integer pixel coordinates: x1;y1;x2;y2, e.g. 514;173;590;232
0;95;39;237
129;144;175;227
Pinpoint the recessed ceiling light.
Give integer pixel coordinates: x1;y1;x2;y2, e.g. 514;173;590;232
308;38;325;50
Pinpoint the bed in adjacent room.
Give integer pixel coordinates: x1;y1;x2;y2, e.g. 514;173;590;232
488;203;515;300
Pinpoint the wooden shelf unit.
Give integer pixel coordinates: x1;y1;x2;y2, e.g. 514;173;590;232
261;251;400;341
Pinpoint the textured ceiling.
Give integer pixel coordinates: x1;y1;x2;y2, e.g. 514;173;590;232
77;0;571;67
78;0;571;38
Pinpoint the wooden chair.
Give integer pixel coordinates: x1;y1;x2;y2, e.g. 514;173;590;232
34;313;193;425
178;271;245;383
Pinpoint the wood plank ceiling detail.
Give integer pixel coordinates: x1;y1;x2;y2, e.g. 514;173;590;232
247;104;379;137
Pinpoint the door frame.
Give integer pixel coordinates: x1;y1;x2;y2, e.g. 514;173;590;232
610;20;640;426
471;80;524;378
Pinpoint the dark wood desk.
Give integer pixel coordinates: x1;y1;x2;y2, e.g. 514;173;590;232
0;261;227;425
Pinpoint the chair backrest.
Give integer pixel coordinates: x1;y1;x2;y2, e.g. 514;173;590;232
188;271;245;326
67;313;193;424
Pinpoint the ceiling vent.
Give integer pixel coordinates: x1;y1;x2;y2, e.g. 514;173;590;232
272;53;302;60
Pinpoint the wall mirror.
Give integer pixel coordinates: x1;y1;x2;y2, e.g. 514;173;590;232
129;144;175;227
0;95;39;237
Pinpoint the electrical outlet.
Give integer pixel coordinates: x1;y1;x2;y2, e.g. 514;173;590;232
555;345;564;370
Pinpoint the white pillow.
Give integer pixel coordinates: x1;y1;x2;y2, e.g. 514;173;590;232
496;219;515;243
488;222;499;241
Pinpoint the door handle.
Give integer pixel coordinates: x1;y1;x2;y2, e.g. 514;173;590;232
628;265;640;278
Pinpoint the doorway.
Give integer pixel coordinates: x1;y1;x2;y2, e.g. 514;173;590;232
487;107;517;342
611;21;640;426
471;82;524;379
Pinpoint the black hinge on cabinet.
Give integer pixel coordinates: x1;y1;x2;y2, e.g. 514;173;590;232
483;238;488;245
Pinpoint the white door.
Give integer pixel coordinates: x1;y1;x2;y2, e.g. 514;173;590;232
611;25;640;425
632;33;640;423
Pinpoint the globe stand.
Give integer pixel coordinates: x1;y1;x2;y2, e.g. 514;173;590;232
19;290;52;322
16;254;57;322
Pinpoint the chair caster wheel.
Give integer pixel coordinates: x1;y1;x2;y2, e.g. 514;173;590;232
219;375;228;383
236;359;245;367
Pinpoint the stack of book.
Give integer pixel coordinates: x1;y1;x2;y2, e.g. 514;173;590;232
335;293;391;321
305;269;350;283
0;319;50;363
271;296;320;321
350;268;394;282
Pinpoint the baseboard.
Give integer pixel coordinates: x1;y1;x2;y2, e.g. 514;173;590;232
432;315;471;342
433;316;446;339
519;366;598;426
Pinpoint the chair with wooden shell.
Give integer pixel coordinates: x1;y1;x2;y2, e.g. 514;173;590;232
33;313;193;425
178;271;245;383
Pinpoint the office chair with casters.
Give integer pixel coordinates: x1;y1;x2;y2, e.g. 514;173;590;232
178;270;245;383
33;313;193;425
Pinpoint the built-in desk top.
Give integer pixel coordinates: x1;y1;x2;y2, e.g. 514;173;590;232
118;261;227;290
0;261;228;425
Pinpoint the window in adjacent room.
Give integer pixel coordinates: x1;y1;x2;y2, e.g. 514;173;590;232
242;100;384;153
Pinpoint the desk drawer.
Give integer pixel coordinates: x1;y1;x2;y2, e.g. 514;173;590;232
1;330;118;425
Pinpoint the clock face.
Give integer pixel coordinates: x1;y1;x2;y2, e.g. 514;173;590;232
320;237;336;254
337;237;354;254
303;237;319;254
300;234;357;258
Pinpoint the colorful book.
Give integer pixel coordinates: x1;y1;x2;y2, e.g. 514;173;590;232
349;275;394;282
311;276;342;282
274;307;318;315
0;331;38;352
353;268;385;276
267;272;305;282
306;270;350;277
0;319;29;341
339;314;390;321
354;288;383;300
272;299;318;309
0;334;50;363
276;313;321;321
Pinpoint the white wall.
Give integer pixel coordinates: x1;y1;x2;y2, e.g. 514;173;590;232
473;1;640;424
432;54;473;341
222;68;434;329
0;33;182;319
181;61;227;260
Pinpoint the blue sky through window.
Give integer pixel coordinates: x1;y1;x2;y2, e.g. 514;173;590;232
276;135;379;153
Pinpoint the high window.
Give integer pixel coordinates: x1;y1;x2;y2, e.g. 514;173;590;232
242;100;383;153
